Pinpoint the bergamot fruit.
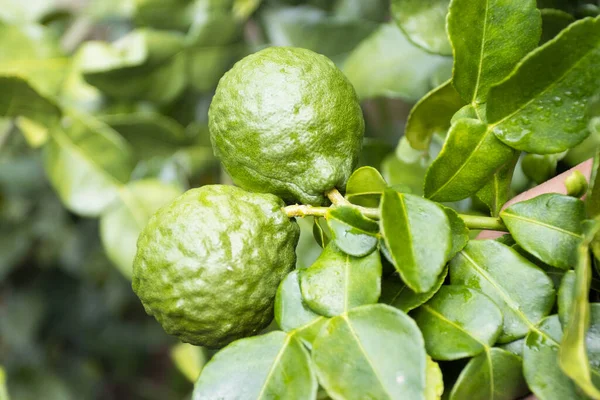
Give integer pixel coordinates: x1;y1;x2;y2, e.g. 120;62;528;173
132;185;300;348
208;46;365;206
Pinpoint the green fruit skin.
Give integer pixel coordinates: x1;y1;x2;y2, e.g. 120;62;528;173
209;46;365;206
132;185;300;348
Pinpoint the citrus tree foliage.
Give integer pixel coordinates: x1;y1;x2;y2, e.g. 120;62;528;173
2;0;600;399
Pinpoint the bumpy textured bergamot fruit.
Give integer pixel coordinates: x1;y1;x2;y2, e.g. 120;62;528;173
209;46;365;206
132;185;300;348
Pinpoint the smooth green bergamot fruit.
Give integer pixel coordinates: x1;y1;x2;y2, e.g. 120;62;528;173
209;46;365;206
132;185;300;348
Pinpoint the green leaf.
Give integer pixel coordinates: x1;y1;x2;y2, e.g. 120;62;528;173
443;207;470;259
300;243;381;317
187;45;244;92
262;6;377;65
0;76;61;127
0;365;8;400
450;240;556;342
343;23;452;101
541;8;575;44
380;190;451;293
312;304;427;400
424;118;516;202
524;315;587;400
380;267;448;313
345;166;387;208
100;112;194;160
448;0;541;103
498;338;524;357
171;343;207;383
44;111;136;217
501;194;585;269
425;356;444;400
449;348;528;400
413;285;503;360
390;0;451;56
475;154;518;216
99;179;183;278
558;270;576;328
559;236;600;398
80;29;187;104
405;80;465;151
325;206;379;257
193;331;317;400
487;17;600;154
0;21;68;96
381;138;430;196
274;271;328;348
587;150;600;218
312;217;330;248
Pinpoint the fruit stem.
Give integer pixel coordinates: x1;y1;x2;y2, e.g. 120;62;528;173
325;188;350;206
284;205;329;218
459;214;507;231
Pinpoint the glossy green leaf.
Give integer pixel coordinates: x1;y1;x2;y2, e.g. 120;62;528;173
0;76;61;127
524;315;586;400
345;166;387;208
262;6;377;65
588;305;600;372
343;23;452;102
193;331;317;400
558;270;576;328
380;268;448;313
414;285;503;360
380;190;451;293
424;118;516;202
171;343;207;383
498;338;524;357
476;154;518;217
448;0;541;104
559;236;600;398
405;80;465;151
390;0;451;56
300;244;381;317
312;304;427;400
80;29;187;103
443;207;470;259
274;270;328;347
425;356;443;400
100;179;183;278
450;240;556;342
312;217;331;249
488;17;600;154
45;112;136;217
540;8;575;44
325;206;379;257
501;194;585;269
100;112;193;160
449;348;528;400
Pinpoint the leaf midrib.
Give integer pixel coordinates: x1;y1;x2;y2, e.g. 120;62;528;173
471;0;490;103
421;305;488;348
342;315;394;400
501;212;583;239
256;335;292;400
459;250;538;332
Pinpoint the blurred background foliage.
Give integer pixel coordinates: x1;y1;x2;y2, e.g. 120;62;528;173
1;0;600;398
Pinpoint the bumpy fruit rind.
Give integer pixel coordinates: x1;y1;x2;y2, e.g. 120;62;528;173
132;185;300;348
209;46;365;205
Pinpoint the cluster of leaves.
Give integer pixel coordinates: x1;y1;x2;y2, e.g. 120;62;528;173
0;0;458;398
190;0;600;399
